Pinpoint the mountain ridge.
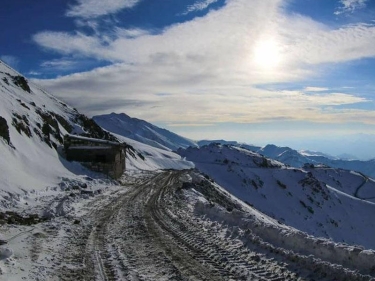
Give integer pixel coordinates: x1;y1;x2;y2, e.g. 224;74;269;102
93;112;198;151
197;140;375;179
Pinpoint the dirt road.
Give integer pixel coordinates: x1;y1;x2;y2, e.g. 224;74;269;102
54;170;372;281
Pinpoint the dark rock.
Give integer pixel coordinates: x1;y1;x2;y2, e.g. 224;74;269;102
12;75;31;93
251;255;261;262
81;189;94;196
0;116;10;144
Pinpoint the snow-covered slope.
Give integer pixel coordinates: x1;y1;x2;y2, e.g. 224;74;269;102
0;60;193;210
0;60;107;200
178;144;375;249
115;133;194;171
93;112;198;151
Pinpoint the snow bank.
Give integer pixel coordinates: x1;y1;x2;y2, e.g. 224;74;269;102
195;192;375;276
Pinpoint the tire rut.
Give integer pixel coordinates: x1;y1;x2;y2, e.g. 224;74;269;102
58;170;363;281
146;171;298;281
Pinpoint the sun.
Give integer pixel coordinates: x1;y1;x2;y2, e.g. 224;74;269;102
252;38;282;69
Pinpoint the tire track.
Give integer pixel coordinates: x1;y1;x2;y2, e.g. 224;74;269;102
57;170;370;281
146;171;297;281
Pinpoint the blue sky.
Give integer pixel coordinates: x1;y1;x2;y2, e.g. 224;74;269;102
1;0;375;158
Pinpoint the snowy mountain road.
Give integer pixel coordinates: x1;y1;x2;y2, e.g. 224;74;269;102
56;170;299;281
49;170;374;281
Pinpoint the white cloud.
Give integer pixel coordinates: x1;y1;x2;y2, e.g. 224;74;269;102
33;31;106;59
41;59;78;70
32;0;375;126
283;21;375;65
115;28;151;39
33;64;372;127
34;0;303;82
335;0;368;15
66;0;141;18
27;71;41;76
304;87;329;92
34;0;375;79
181;0;220;15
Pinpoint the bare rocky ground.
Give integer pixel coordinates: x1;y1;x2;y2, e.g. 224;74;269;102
15;170;374;281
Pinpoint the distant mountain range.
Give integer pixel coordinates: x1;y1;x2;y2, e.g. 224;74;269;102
93;112;197;151
196;141;375;179
92;113;375;179
256;144;375;179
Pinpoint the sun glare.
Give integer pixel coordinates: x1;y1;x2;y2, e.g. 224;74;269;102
253;38;282;69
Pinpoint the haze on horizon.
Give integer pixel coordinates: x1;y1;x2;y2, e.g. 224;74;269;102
1;0;375;159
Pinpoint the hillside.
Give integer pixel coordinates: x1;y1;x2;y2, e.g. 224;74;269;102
258;144;320;167
178;144;375;249
93;112;198;151
0;60;114;202
0;60;191;210
114;133;194;171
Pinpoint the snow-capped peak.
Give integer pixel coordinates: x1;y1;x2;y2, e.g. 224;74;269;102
93;112;198;151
